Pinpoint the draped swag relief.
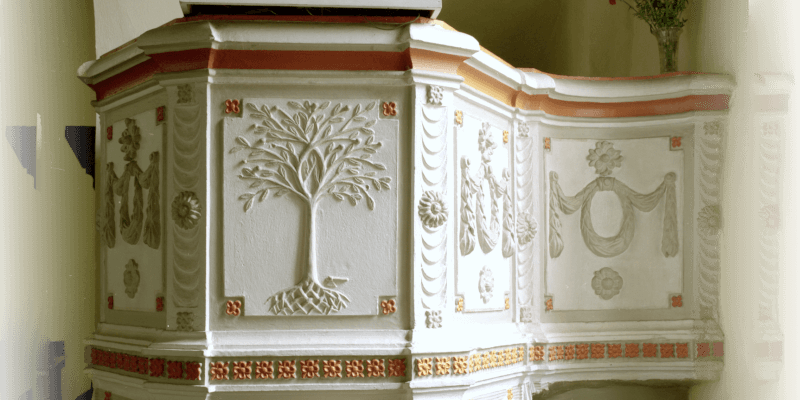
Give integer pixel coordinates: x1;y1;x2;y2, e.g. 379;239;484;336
548;141;678;259
100;118;161;250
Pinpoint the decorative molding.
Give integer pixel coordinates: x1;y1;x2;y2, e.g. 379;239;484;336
123;259;140;298
382;101;397;116
698;121;724;319
388;359;406;377
156;297;164;312
416;358;432;377
478;266;495;303
278;360;296;379
698;205;720;236
456;297;464;312
172;94;204;308
233;361;252;380
233;100;392;315
515;132;536;312
300;360;320;378
504;297;510;310
255;361;274;379
544;137;551;151
591;267;623;300
427;85;443;106
587;141;622;176
106;126;113;141
435;357;450;375
670;136;683;150
508;388;513;400
108;295;114;310
518;122;529;138
345;360;364;378
671;295;683;308
366;359;385;377
455;110;463;127
156;106;165;125
503;130;509;144
419;101;449;311
210;362;229;381
322;360;341;378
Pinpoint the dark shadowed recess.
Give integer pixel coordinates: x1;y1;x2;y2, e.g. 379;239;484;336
185;5;433;17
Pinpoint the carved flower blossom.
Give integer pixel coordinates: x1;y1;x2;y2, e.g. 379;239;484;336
434;357;450;375
118;118;141;161
416;358;432;377
323;360;342;378
587;141;623;176
176;312;194;331
232;361;252;380
366;359;385;377
300;360;319;378
516;212;537;246
225;300;242;316
387;359;406;377
478;122;497;162
591;267;623;300
380;299;396;315
209;362;229;380
518;122;530;137
698;205;721;236
255;361;274;379
277;360;296;379
418;191;448;228
425;310;442;328
345;360;364;377
427;85;444;105
382;101;397;116
171;191;201;230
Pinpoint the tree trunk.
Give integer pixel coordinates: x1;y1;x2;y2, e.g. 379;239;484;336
306;201;318;283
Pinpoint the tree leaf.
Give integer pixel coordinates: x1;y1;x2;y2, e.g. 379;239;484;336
239;193;255;201
366;102;376;111
365;120;376;128
320;101;330;110
236;136;251;147
347;168;359;175
246;103;259;113
249;181;262;188
229;146;244;153
354;116;367;122
348;196;357;206
288;101;303;109
346;159;361;166
363;147;376;154
333;193;344;201
330;117;344;124
360;128;375;135
349;132;359;140
244;197;255;212
332;103;341;115
366;196;375;210
353;177;364;184
275;189;288;197
259;189;269;201
354;104;361;115
365;171;376;177
241;168;254;177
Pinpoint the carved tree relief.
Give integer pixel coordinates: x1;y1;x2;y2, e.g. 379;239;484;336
231;100;392;315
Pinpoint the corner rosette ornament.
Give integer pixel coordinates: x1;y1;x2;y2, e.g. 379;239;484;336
587;141;623;176
418;190;448;228
427;85;444;105
517;211;538;246
591;267;623;300
171;191;201;229
425;310;442;329
698;205;721;236
478;122;498;163
518;122;530;137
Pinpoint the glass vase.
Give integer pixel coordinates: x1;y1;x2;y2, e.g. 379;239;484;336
650;26;682;74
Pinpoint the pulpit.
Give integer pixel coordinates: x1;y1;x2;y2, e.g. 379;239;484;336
78;2;731;398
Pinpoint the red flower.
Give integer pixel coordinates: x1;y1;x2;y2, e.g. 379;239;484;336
609;0;616;4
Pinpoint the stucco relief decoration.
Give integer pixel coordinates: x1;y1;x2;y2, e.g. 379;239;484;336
591;267;623;300
232;100;392;315
225;99;240;114
233;361;252;380
255;361;274;379
418;190;448;228
518;122;530;138
323;360;342;378
382;101;397;116
434;357;450;375
123;259;140;298
671;295;682;307
517;211;537;246
300;360;320;378
225;300;242;316
387;359;405;377
427;85;443;105
177;84;194;104
380;299;396;315
156;106;165;125
698;205;721;236
520;306;533;322
416;358;432;377
156;297;164;311
478;266;495;303
209;362;229;380
176;311;194;331
460;122;513;257
456;297;464;312
278;360;296;379
108;296;113;309
366;359;385;377
345;360;364;377
425;310;442;328
171;191;201;230
455;110;463;127
549;140;678;258
101;118;161;249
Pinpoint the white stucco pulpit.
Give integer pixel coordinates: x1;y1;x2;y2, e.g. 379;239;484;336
78;3;732;399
